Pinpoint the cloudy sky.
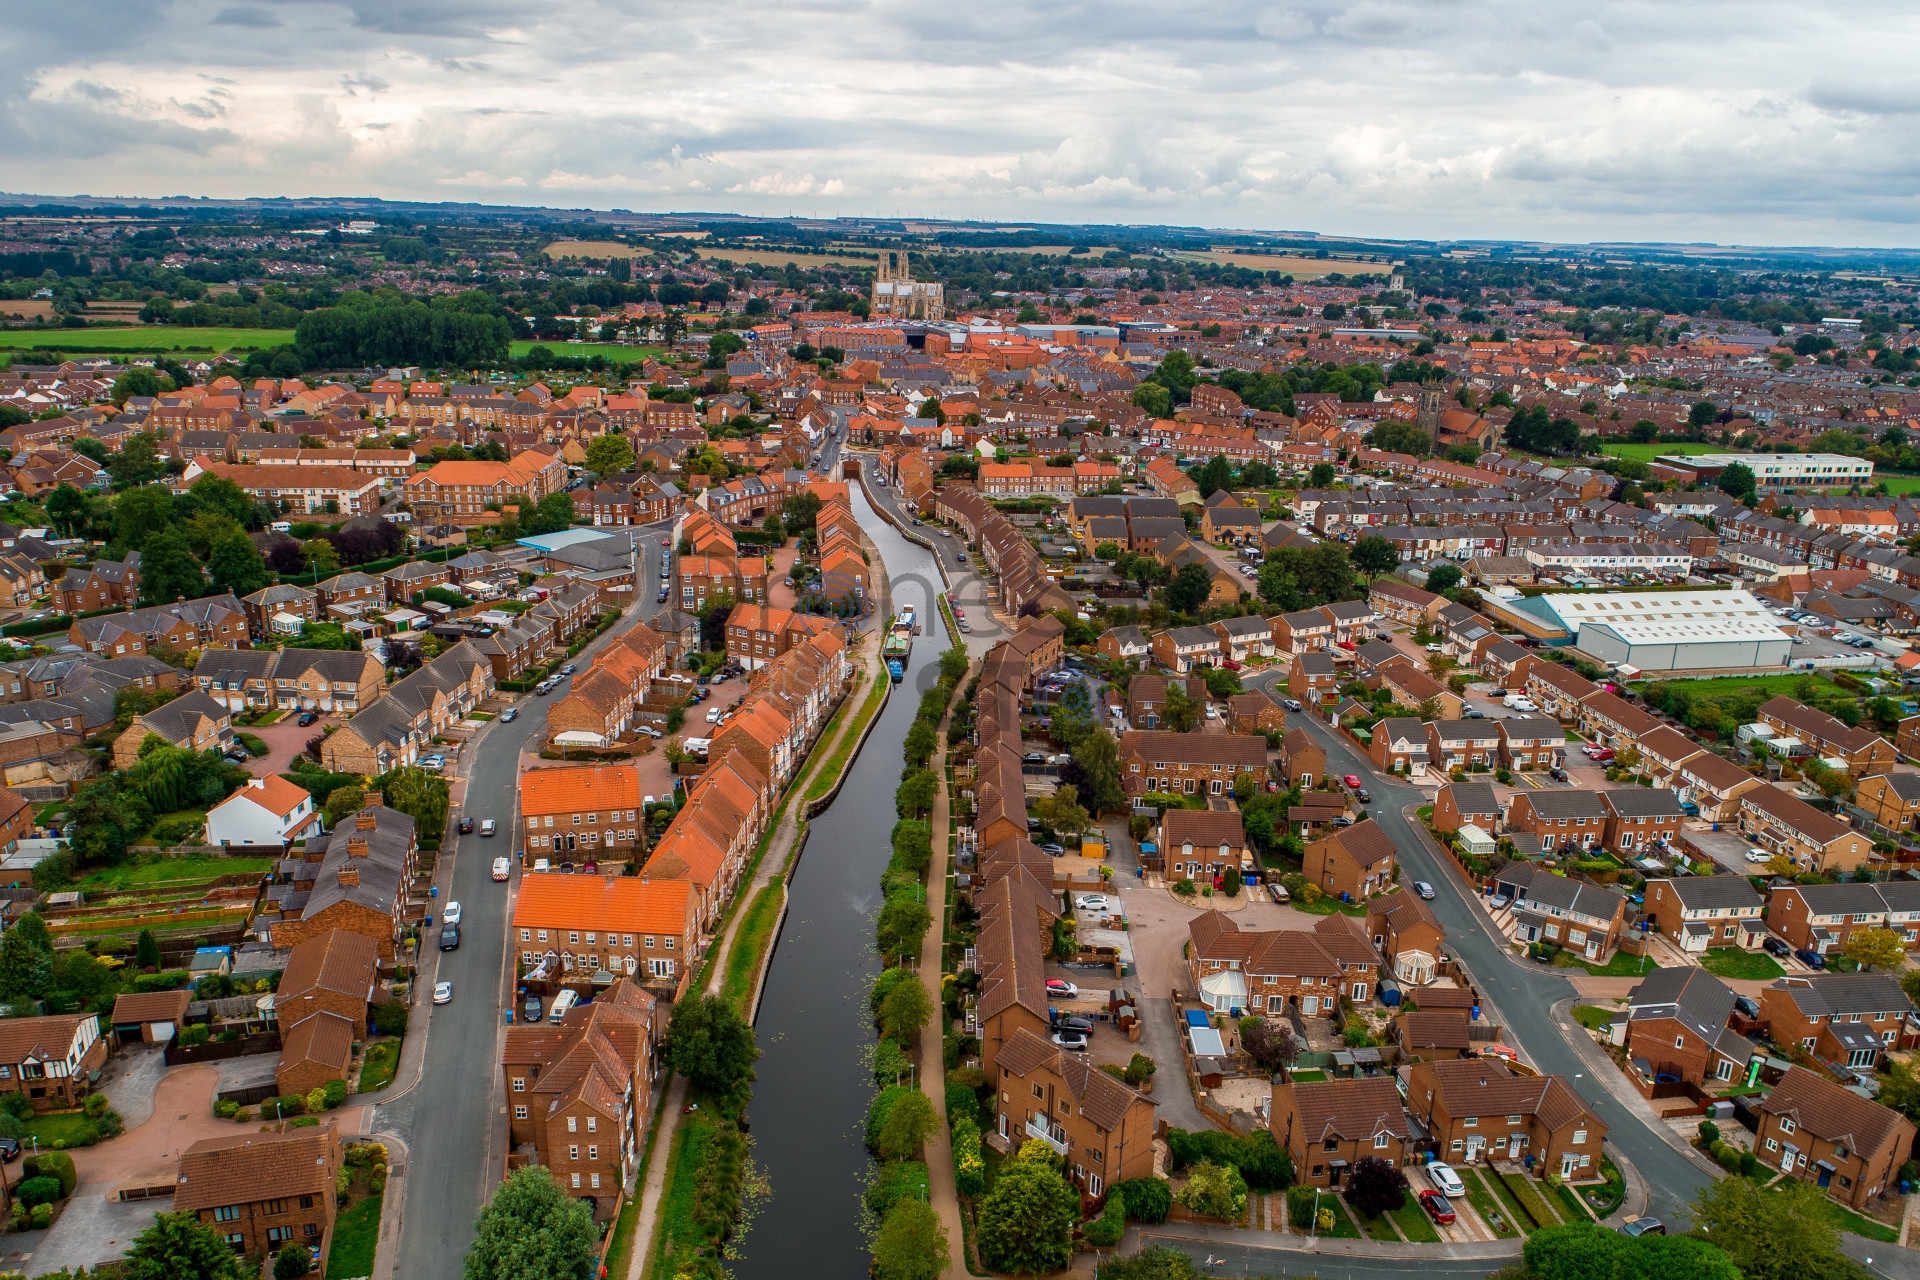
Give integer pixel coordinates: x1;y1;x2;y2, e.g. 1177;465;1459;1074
6;0;1920;246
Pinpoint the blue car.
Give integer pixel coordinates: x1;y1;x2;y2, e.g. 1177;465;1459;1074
1793;948;1827;969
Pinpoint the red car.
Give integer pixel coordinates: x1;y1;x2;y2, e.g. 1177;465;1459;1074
1343;774;1362;789
1418;1190;1456;1225
1335;640;1357;651
1221;659;1243;671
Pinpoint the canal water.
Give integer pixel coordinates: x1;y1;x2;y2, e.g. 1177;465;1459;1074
732;484;950;1278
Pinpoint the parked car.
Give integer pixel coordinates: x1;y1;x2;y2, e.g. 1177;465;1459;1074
1023;751;1047;763
1418;1190;1456;1225
1045;979;1078;998
1041;843;1066;855
0;1137;19;1162
561;664;577;675
658;587;670;603
443;901;462;925
1547;768;1568;781
1618;1217;1665;1237
523;995;542;1022
1762;936;1791;958
1074;894;1109;913
1050;1012;1095;1033
492;857;510;882
1355;788;1372;804
1426;1163;1466;1197
433;981;453;1005
1283;698;1303;712
1414;881;1435;900
500;708;518;722
1794;948;1828;969
420;754;447;770
297;711;318;727
1425;642;1444;652
439;923;461;951
480;819;496;837
1744;849;1772;864
1050;1030;1090;1051
1463;708;1484;719
458;817;474;834
1343;774;1362;789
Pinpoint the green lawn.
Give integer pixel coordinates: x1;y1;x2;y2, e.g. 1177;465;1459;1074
601;1192;642;1280
509;340;663;362
1312;1193;1360;1239
1823;1197;1901;1243
1480;1167;1545;1235
1463;1169;1521;1238
1564;949;1659;978
1388;1195;1443;1242
357;1038;401;1093
1294;895;1368;917
76;854;272;890
1628;672;1829;699
1874;473;1920;496
0;325;294;353
1288;1069;1329;1083
1601;441;1724;463
1699;948;1786;980
1554;1182;1595;1224
718;883;784;1015
1500;1170;1566;1228
1571;1005;1616;1032
803;672;888;802
326;1190;383;1279
651;1113;717;1277
25;1111;98;1148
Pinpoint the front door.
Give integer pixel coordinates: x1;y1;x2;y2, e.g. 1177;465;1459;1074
1466;1137;1485;1161
1561;1153;1577;1179
1328;1164;1345;1187
1817;1164;1833;1189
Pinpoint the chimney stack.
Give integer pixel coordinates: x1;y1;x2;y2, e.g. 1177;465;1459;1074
356;811;378;832
365;791;383;810
337;867;359;887
346;836;370;859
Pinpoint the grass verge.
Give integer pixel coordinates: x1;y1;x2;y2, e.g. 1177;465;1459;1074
601;1190;642;1280
357;1038;401;1093
25;1112;99;1147
646;1111;716;1280
718;883;784;1015
1555;1182;1596;1223
1388;1195;1442;1242
1498;1170;1564;1229
804;672;888;803
1570;1005;1616;1031
325;1190;383;1279
1699;948;1786;980
1315;1193;1361;1239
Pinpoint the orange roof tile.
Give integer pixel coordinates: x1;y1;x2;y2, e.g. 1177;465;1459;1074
519;764;641;816
210;773;311;820
512;872;693;935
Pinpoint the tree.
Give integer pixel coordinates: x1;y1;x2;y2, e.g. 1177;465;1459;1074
1845;926;1907;972
116;483;174;547
584;433;635;476
1309;462;1336;488
878;974;933;1041
1164;561;1214;614
207;529;268;598
1690;399;1720;429
1425;563;1463;594
1368;420;1433;457
904;718;938;768
463;1165;598;1280
518;492;575;536
1163;682;1202;733
302;538;340;580
1195;456;1233;498
45;484;91;538
1345;1154;1409;1218
0;923;52;1000
1689;1171;1846;1280
877;896;932;959
136;929;162;971
1238;1015;1298;1071
873;1196;950;1280
1131;382;1171;418
1036;784;1090;840
123;1211;246;1280
875;1088;938;1160
665;994;759;1096
274;1243;313;1279
324;786;366;827
373;766;450;841
896;769;939;818
1350;535;1399;579
977;1141;1079;1274
1629;420;1660;442
1716;462;1756;500
783;490;823;533
1072;727;1126;815
1177;1160;1249;1220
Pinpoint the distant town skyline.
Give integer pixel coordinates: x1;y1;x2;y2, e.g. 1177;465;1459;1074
7;1;1920;246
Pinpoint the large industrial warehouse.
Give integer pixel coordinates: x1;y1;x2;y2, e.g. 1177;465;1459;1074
1497;588;1793;672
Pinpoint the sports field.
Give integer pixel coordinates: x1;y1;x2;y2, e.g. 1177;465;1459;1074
1875;473;1920;495
510;340;663;362
0;325;293;354
1600;441;1723;463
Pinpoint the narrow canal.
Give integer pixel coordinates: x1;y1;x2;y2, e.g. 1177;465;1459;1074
732;482;949;1278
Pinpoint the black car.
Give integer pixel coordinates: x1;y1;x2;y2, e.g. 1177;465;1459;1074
439;923;461;951
0;1137;18;1161
1762;936;1791;958
458;818;474;834
657;587;670;603
1548;767;1568;781
297;711;318;727
1355;788;1372;804
1050;1012;1094;1033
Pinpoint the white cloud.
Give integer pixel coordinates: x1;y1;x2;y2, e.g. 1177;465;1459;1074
1;0;1918;243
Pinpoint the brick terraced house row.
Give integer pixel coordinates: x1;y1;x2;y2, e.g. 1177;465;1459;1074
1269;1077;1412;1189
512;872;699;992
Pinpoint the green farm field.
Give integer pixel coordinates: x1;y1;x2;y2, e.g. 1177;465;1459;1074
0;326;293;354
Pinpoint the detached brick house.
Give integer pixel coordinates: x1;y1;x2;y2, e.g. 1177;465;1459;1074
0;1013;106;1110
1854;773;1920;835
989;1026;1155;1205
1160;809;1253;879
1406;1059;1607;1180
1287;652;1339;705
1366;889;1446;985
1303;821;1396;901
1269;1078;1413;1189
1226;690;1287;736
1278;727;1325;787
1127;674;1205;730
1755;1067;1915;1210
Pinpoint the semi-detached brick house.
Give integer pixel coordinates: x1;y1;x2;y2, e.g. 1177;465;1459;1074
70;594;251;657
1760;696;1897;778
320;641;494;775
512;872;698;991
1498;717;1565;770
1766;881;1920;956
0;1013;105;1110
1427;720;1501;772
1159;809;1253;880
1366;889;1446;985
1406;1059;1607;1179
1118;730;1267;799
1269;1077;1412;1189
193;647;386;715
1756;1066;1916;1211
1675;749;1764;822
1738;783;1876;876
1369;717;1431;776
1270;608;1335;656
989;1026;1155;1206
1432;781;1500;834
1278;727;1326;787
1622;967;1759;1092
175;1123;343;1269
1524;661;1601;721
1504;790;1607;854
1187;913;1375;1016
1853;773;1920;835
1598;787;1685;855
1151;625;1220;673
110;689;233;769
1288;652;1339;705
1303;821;1397;902
502;981;660;1222
267;800;419;961
1758;974;1914;1071
1576;690;1660;751
1643;875;1765;954
1493;862;1627;961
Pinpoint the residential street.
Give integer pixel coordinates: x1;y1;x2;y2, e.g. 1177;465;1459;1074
378;517;678;1280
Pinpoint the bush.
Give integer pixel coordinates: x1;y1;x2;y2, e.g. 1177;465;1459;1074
175;1024;211;1047
1287;1184;1320;1228
261;1094;306;1120
323;1078;348;1109
82;1093;108;1119
873;1038;910;1088
866;1086;915;1155
945;1080;978;1127
1114;1176;1172;1224
26;1151;75;1199
29;1202;51;1230
275;1241;314;1278
1084;1194;1127;1247
1697;1119;1720;1144
15;1176;60;1208
864;1159;930;1218
215;1099;240;1118
952;1116;986;1199
371;999;409;1037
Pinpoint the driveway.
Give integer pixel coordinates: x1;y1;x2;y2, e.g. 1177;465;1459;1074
242;710;334;780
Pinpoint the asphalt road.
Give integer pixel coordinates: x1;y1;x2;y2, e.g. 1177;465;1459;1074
381;517;679;1280
1241;668;1718;1228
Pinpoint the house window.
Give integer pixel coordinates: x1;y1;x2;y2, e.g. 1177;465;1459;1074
569;1145;579;1160
215;1206;240;1222
515;1105;528;1120
1374;1133;1390;1149
568;1117;577;1132
571;1174;581;1188
1573;1129;1587;1144
1779;1118;1796;1135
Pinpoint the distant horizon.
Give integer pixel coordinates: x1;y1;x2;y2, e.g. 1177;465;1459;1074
9;190;1920;264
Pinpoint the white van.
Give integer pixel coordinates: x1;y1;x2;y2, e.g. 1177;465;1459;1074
548;989;579;1024
270;521;292;533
